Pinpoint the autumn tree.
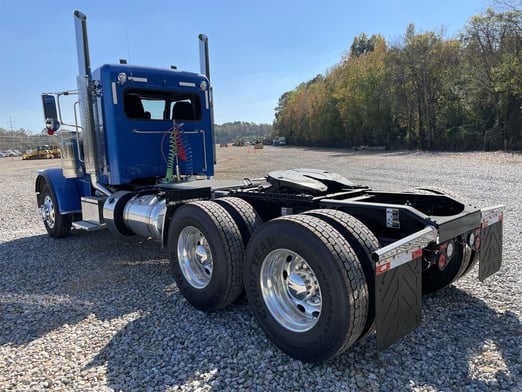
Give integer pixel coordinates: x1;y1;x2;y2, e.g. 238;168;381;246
461;7;522;149
334;34;393;147
273;3;522;151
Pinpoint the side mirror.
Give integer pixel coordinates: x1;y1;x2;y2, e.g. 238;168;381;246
42;94;60;134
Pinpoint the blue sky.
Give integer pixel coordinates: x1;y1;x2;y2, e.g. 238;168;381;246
0;0;489;133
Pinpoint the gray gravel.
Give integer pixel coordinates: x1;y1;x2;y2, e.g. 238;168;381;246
0;148;521;391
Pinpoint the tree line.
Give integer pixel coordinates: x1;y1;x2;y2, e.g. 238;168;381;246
274;5;522;151
214;121;273;144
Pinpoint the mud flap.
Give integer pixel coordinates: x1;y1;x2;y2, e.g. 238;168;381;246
375;256;422;350
478;209;503;281
372;226;436;350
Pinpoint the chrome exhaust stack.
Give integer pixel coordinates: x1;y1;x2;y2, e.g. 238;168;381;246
199;34;216;165
73;10;110;196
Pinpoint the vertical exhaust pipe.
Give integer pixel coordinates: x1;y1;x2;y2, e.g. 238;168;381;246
198;34;210;80
198;34;216;164
74;10;91;78
73;10;110;196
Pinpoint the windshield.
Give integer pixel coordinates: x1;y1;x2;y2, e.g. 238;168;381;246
123;89;201;121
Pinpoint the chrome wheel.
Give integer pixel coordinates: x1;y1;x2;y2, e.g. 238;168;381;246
41;194;56;229
168;201;244;310
260;248;322;332
177;226;213;289
245;214;368;362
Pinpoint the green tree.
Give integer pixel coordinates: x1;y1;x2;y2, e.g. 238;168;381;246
334;35;392;147
273;3;522;151
387;25;462;149
349;33;376;58
461;7;522;149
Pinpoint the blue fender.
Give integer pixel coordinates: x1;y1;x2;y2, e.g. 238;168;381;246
35;168;90;214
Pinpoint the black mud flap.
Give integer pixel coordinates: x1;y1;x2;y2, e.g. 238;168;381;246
375;256;422;350
478;218;503;282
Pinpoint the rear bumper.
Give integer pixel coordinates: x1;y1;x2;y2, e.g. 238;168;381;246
372;205;504;349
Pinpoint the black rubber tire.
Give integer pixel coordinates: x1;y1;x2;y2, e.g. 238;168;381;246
303;209;379;341
39;184;72;238
168;201;244;311
214;197;263;246
244;214;368;363
461;248;479;277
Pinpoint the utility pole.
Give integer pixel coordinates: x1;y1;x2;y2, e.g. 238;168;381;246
8;116;15;149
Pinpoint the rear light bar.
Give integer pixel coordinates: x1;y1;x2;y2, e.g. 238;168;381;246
372;226;437;275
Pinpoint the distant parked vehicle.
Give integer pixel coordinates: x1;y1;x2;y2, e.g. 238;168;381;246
22;146;54;160
7;149;22;157
49;146;61;158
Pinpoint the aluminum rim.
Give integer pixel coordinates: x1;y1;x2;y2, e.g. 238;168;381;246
177;226;213;289
41;195;55;229
260;248;322;332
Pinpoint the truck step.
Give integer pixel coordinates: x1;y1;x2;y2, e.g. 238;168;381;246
72;220;105;231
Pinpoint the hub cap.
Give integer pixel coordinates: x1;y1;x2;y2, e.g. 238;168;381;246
41;195;55;229
260;249;322;332
177;226;213;289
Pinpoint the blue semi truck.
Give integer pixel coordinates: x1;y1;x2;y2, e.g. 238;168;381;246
35;11;504;362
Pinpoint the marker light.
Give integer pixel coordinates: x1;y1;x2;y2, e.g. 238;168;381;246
468;232;475;247
117;72;127;84
468;228;481;250
446;241;455;259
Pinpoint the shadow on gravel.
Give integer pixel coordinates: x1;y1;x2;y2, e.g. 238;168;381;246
86;283;520;390
0;230;170;347
362;286;522;391
1;231;519;390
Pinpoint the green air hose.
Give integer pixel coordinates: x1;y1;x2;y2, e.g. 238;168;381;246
163;130;175;183
164;124;181;183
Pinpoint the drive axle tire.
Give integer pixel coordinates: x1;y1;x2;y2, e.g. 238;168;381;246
244;214;367;363
214;197;262;246
303;209;379;340
39;184;72;238
168;201;244;311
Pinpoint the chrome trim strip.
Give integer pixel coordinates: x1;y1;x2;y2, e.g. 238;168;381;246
372;226;438;275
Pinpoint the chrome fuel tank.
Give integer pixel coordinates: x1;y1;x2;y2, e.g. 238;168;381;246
123;194;166;240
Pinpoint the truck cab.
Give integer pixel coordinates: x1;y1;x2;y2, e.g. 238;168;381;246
37;11;215;234
87;64;214;186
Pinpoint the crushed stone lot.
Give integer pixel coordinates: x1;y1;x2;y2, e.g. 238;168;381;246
0;147;521;391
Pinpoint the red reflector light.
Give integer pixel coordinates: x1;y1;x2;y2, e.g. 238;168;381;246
474;236;481;250
438;254;447;270
412;249;423;259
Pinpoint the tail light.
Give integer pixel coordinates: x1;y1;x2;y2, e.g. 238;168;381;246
436;240;454;271
468;228;481;251
438;253;447;270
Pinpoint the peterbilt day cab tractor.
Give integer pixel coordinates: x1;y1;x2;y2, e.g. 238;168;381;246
35;11;504;363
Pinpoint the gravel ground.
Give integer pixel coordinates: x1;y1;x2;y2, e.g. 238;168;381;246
0;147;521;391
